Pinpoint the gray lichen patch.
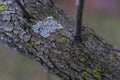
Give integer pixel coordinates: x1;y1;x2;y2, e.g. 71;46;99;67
32;16;63;38
1;11;14;21
0;24;13;32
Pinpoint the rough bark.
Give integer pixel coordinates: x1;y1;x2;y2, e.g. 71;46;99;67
0;0;120;80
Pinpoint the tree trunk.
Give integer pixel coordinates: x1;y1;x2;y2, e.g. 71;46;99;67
0;0;120;80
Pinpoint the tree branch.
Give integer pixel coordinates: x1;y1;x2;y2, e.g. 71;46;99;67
0;0;120;80
14;0;35;20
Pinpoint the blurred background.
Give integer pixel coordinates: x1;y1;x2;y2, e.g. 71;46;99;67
0;0;120;80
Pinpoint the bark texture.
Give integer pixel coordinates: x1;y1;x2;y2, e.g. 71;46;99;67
0;0;120;80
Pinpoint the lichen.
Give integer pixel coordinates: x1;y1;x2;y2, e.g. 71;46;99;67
61;57;67;63
92;66;100;78
78;56;86;62
59;37;67;43
32;16;63;38
57;28;65;34
28;41;37;47
24;38;30;43
82;71;89;78
88;35;93;41
0;2;8;11
110;55;117;61
101;56;105;62
63;51;69;57
36;57;40;61
44;48;50;53
1;24;13;32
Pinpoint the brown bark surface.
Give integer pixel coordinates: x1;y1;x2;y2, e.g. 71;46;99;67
0;0;120;80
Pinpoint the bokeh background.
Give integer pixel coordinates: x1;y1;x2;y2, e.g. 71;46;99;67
0;0;120;80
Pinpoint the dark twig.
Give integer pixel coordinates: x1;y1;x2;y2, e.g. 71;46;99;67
75;0;84;42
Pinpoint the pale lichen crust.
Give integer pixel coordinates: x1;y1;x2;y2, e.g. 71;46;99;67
32;16;63;38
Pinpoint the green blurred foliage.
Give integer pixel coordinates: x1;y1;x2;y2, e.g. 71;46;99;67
0;46;60;80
